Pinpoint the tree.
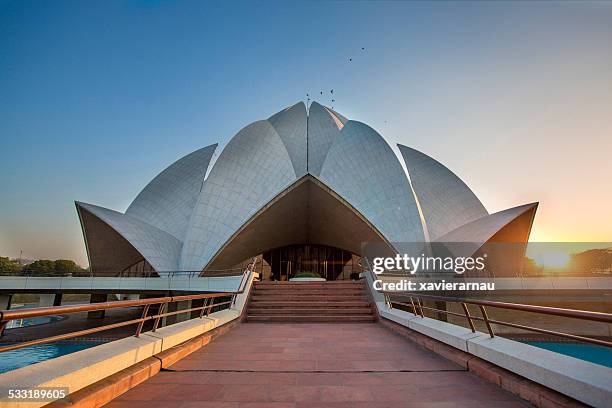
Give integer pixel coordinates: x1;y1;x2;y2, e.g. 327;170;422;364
522;256;543;276
0;257;22;274
54;259;84;274
24;259;56;275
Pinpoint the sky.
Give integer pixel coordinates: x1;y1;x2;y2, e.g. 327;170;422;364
1;0;611;266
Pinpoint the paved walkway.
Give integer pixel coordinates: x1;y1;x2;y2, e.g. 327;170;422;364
106;323;529;408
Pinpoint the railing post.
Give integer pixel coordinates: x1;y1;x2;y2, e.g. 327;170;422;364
199;298;210;318
409;297;418;316
152;302;166;332
479;305;495;338
135;304;150;337
416;298;425;318
461;302;476;333
0;320;7;338
207;297;214;316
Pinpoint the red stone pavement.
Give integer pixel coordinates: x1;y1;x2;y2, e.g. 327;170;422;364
105;323;530;408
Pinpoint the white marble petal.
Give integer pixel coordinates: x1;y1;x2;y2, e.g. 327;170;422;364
180;120;297;271
307;102;344;176
436;203;537;245
399;145;488;241
319;120;426;245
126;144;217;241
77;202;182;273
268;102;307;177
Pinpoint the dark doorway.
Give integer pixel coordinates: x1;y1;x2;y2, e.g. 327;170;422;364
261;244;361;281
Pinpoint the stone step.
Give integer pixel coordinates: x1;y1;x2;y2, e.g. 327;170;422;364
247;280;374;322
248;308;372;315
254;280;364;286
253;289;364;297
246;314;376;323
248;301;371;308
254;281;363;285
253;283;364;290
251;295;366;302
254;283;364;288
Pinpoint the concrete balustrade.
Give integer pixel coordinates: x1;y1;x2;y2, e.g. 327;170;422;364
0;273;254;408
374;295;612;407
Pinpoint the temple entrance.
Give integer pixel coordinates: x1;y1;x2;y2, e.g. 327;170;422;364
260;244;362;281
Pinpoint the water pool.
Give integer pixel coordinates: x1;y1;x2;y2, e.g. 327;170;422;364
0;342;102;373
6;315;63;329
524;341;612;368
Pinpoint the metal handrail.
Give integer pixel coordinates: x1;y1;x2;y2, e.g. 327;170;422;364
0;258;257;353
363;257;612;348
0;265;252;278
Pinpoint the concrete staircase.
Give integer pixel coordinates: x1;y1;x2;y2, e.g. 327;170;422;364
246;280;375;323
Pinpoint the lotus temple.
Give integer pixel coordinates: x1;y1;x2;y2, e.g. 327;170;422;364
75;102;538;279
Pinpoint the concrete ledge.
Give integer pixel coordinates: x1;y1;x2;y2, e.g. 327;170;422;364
379;306;417;326
380;308;483;352
0;335;163;408
0;310;241;408
467;334;612;408
381;315;474;369
43;357;161;408
0;275;245;294
380;317;586;408
378;307;611;407
44;316;241;408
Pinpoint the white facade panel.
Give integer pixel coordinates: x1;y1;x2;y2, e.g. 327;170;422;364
435;203;538;260
77;202;182;273
125;145;217;241
307;102;343;176
179;120;297;271
268;102;307;177
398;145;488;241
319;121;425;244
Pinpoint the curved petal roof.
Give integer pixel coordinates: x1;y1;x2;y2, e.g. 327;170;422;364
307;102;344;176
125;144;217;241
179;120;297;271
319;121;425;244
436;202;537;243
76;100;537;275
77;201;182;273
398;145;488;241
268;102;307;177
434;202;538;258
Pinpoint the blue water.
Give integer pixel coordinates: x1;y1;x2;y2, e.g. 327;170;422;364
524;341;612;368
0;342;101;373
6;315;62;329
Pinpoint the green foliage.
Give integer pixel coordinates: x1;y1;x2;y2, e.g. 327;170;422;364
23;259;86;275
0;257;22;274
293;271;322;279
569;249;612;275
54;259;84;273
1;256;87;276
522;256;543;276
25;259;56;274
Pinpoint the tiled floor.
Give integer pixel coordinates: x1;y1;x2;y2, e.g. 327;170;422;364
106;323;529;407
